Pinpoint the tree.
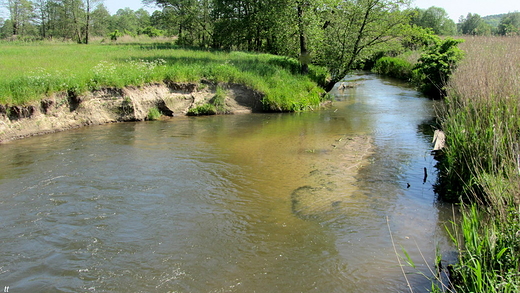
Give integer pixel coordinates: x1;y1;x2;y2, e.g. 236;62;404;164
412;6;456;35
497;12;520;36
90;3;111;37
458;13;491;36
135;8;151;33
111;8;140;35
4;0;35;35
412;37;464;97
147;0;207;45
318;0;412;87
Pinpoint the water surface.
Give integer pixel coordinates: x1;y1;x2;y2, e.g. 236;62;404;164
0;74;454;292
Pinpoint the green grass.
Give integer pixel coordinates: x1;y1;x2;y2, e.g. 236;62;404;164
433;36;520;292
0;42;329;112
372;56;413;80
147;107;162;120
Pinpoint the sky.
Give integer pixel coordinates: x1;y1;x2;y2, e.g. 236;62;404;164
413;0;519;21
102;0;519;21
1;0;518;21
104;0;158;15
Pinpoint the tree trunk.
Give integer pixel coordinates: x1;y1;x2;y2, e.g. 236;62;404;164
297;2;308;75
84;0;90;44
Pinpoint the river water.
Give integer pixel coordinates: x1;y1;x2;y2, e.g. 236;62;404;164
0;73;454;292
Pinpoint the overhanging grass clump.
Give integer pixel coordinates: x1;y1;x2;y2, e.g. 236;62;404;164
0;43;328;112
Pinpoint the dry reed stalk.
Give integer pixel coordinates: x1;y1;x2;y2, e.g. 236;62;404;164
448;36;520;103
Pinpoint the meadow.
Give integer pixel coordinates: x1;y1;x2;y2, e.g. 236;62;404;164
435;36;520;292
0;41;329;112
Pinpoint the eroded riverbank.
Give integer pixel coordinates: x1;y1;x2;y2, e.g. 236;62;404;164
0;82;263;143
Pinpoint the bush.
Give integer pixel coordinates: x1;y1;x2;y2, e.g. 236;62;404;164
187;103;216;116
147;107;161;120
412;37;465;98
372;57;413;80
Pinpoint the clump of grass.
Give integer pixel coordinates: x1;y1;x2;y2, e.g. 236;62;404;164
372;56;413;80
147;107;162;120
187;103;216;116
441;205;520;293
212;85;227;113
187;85;227;116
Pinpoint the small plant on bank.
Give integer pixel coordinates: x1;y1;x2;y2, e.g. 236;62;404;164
211;85;227;113
187;85;228;116
187;103;217;116
147;107;162;120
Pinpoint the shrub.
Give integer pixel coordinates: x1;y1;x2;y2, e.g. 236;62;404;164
373;57;413;80
147;107;161;120
412;37;465;98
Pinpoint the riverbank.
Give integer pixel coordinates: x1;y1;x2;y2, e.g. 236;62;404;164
0;42;332;143
0;81;265;143
435;36;520;292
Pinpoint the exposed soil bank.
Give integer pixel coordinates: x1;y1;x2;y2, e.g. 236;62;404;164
0;82;263;143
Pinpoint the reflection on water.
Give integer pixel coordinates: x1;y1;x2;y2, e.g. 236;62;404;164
0;73;454;292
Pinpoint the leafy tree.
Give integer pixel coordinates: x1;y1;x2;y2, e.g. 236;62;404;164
3;0;35;35
0;18;13;38
412;6;456;35
458;13;491;36
111;8;140;35
90;3;111;37
497;12;520;36
318;0;412;88
135;8;151;32
147;0;210;45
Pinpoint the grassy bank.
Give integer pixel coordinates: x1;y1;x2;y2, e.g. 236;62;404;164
0;42;328;112
435;36;520;291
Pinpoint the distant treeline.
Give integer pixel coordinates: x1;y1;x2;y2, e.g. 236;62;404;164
1;1;518;90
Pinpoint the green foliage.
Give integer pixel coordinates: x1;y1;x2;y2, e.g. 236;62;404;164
0;43;326;112
211;85;226;113
141;26;164;37
372;57;413;80
401;26;439;50
412;37;464;98
147;107;162;120
497;12;520;36
410;6;457;36
109;30;123;41
317;0;412;82
459;13;493;36
439;205;520;292
187;103;217;116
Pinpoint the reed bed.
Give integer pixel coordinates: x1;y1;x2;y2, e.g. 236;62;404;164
0;42;328;112
436;36;520;292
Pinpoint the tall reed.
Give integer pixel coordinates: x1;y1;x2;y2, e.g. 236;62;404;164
436;36;520;291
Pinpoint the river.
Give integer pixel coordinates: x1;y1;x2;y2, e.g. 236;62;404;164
0;73;454;292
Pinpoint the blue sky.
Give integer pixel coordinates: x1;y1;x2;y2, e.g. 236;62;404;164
413;0;519;21
1;0;518;22
104;0;158;15
103;0;519;21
